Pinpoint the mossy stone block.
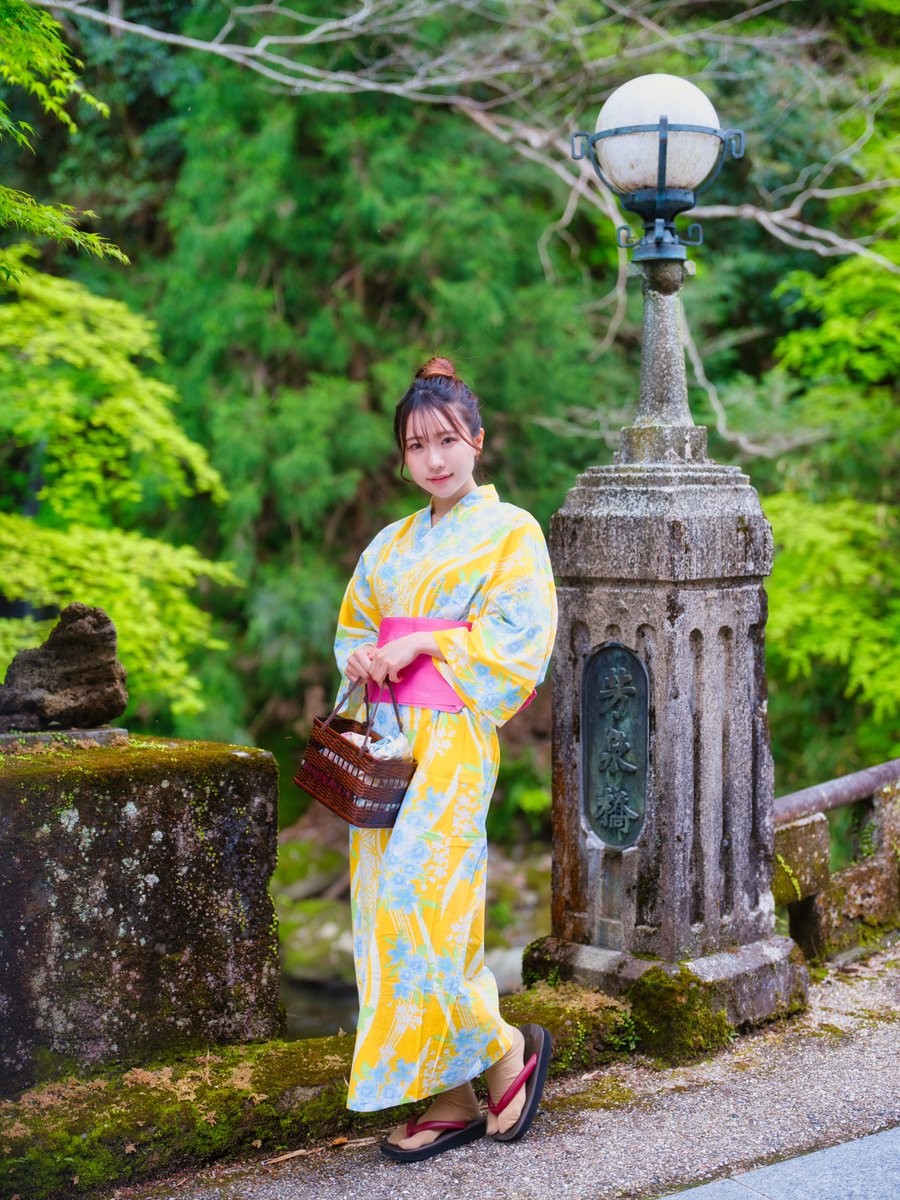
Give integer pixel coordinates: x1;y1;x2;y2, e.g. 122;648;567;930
773;814;830;906
0;736;282;1093
796;853;900;960
0;1036;359;1200
1;981;639;1199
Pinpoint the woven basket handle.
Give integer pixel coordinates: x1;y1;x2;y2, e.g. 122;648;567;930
324;678;405;748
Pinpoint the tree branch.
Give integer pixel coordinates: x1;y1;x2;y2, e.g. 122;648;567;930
681;306;825;460
691;202;900;273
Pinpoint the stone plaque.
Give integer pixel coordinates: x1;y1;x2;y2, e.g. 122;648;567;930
582;642;649;850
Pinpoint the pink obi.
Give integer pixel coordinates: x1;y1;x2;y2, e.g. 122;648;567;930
367;617;471;713
365;616;537;716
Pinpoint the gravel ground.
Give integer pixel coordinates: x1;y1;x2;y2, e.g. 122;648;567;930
106;945;900;1200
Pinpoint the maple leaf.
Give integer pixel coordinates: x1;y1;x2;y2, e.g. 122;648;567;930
124;1143;136;1154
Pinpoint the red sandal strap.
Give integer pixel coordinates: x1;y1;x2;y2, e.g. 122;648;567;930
406;1118;473;1136
487;1052;538;1116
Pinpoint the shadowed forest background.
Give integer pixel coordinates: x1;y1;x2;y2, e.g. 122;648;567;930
0;0;897;844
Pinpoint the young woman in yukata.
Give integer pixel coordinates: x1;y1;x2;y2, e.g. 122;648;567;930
333;356;558;1163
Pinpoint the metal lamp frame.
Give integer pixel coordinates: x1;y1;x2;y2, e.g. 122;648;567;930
571;117;745;261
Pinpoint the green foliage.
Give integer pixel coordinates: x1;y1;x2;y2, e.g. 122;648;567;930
0;250;237;718
0;244;224;524
71;59;610;740
0;0;107;134
766;495;898;729
0;514;237;716
487;746;552;843
761;230;900;778
0;0;125;273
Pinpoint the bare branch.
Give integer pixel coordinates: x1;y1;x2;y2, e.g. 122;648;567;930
35;0;827;104
691;202;900;273
781;178;900;219
527;404;633;450
681;307;825;460
537;174;589;285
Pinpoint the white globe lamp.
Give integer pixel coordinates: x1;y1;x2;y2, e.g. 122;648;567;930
571;73;744;261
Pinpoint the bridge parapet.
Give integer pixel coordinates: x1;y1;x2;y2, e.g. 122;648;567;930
773;760;900;961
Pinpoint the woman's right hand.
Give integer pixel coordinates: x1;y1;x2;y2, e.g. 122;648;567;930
345;643;377;683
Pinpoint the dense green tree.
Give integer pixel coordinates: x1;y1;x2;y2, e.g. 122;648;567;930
0;246;237;718
764;246;900;780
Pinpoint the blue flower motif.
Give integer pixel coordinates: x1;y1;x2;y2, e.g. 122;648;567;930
391;1056;419;1088
394;956;427;1001
369;1058;393;1090
385;933;414;969
386;876;420;913
451;1025;491;1061
351;1077;381;1108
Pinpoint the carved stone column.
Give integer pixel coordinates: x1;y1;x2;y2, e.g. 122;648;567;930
529;261;808;1031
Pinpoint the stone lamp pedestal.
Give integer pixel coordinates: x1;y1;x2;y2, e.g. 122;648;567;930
527;261;808;1037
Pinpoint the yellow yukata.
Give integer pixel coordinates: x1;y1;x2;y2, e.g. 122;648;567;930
333;484;557;1112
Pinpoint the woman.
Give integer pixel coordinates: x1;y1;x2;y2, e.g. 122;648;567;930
333;357;557;1162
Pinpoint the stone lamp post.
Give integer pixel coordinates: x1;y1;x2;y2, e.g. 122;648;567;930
526;75;808;1037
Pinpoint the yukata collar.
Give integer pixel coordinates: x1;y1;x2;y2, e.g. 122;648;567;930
427;483;498;527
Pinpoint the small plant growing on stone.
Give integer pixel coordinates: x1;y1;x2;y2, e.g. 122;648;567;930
609;1012;640;1053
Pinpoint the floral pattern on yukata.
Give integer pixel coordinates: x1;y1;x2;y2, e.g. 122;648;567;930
333;484;557;1111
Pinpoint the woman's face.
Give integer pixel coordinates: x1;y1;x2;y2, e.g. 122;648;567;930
403;405;484;508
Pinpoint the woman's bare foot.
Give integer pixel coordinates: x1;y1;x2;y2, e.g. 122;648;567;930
386;1081;481;1151
484;1027;526;1136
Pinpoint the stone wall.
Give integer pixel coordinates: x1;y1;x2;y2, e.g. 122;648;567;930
773;781;900;959
0;735;282;1093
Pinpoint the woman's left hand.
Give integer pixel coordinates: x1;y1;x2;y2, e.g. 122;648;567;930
368;634;423;688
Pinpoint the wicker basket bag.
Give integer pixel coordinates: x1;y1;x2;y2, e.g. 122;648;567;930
292;679;417;828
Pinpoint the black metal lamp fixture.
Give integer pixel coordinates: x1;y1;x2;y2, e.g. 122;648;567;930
572;74;744;262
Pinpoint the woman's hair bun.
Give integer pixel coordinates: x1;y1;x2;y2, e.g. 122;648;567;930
416;356;457;381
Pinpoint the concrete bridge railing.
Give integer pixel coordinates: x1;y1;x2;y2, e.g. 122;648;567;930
772;759;900;962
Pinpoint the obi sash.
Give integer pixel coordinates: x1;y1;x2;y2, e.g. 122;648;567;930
366;616;537;716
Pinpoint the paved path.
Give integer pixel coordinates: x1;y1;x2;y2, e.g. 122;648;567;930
109;947;899;1200
663;1127;899;1198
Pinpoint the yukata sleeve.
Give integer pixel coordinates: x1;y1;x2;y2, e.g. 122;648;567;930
333;544;382;710
431;515;558;726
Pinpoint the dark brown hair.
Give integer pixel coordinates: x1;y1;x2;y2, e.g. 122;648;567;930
393;357;483;483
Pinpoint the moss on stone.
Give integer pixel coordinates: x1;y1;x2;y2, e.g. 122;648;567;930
2;734;281;1093
0;979;641;1199
0;735;274;792
0;1036;358;1200
811;1022;846;1040
499;982;631;1075
543;1076;635;1113
625;965;735;1064
521;935;572;988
